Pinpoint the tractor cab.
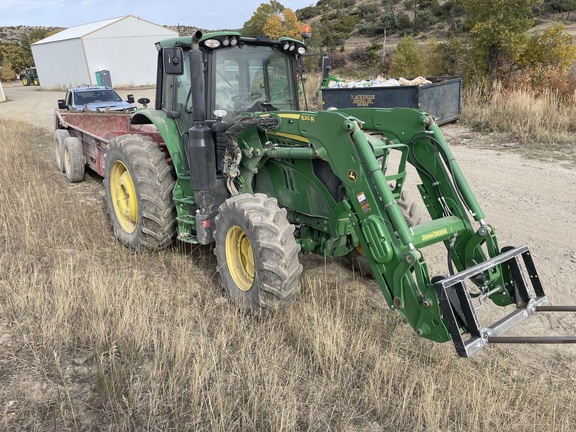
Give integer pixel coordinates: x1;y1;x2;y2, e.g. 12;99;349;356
155;33;304;135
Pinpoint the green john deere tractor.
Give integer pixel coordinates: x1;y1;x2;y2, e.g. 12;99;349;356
21;67;39;86
102;30;575;357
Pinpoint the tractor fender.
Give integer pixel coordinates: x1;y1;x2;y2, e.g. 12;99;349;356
131;109;188;177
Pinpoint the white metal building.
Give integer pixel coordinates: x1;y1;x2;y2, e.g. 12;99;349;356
31;16;178;88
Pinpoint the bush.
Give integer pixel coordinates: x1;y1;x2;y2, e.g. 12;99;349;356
334;15;359;34
358;18;381;36
297;5;319;21
414;9;440;32
357;1;381;17
390;36;426;77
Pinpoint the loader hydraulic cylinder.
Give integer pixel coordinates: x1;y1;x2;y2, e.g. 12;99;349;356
348;119;414;249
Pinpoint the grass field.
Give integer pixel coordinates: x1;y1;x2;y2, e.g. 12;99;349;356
1;117;575;430
462;84;576;164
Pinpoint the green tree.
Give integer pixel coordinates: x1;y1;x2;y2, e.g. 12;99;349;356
244;2;302;40
242;1;285;36
517;23;576;87
423;36;446;76
463;0;540;82
0;58;15;81
0;44;27;76
521;23;576;71
275;8;303;39
548;0;576;18
309;17;346;50
20;28;49;67
263;15;284;39
390;36;426;77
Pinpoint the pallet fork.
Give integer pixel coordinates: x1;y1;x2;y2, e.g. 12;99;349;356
434;245;576;357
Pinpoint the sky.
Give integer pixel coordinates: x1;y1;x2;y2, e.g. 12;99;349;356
1;0;316;30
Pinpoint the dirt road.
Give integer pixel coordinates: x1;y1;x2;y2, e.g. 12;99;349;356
1;82;575;362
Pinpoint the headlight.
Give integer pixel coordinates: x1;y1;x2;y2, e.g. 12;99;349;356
204;39;221;49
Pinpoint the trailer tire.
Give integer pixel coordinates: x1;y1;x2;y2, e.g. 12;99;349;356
63;137;85;183
54;129;69;172
214;193;302;311
104;134;176;251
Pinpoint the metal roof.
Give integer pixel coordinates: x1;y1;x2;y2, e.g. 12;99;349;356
32;16;159;45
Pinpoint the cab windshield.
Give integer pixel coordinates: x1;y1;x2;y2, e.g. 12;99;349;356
74;89;123;105
213;45;297;117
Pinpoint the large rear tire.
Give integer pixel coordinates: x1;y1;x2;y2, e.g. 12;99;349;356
54;129;69;172
214;193;302;311
63;137;85;183
103;134;176;250
21;76;30;86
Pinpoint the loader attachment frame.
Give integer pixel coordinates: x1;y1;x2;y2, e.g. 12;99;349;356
435;245;576;357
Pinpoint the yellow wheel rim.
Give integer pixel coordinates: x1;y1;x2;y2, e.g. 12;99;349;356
226;225;255;291
22;77;29;85
110;160;138;234
356;245;366;256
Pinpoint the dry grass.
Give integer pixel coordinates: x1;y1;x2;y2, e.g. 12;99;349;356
461;84;576;163
1;118;576;431
300;71;324;111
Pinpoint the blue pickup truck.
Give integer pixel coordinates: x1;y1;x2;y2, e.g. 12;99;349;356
58;86;135;112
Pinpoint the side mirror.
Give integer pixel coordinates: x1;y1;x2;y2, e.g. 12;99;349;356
137;97;150;107
57;99;66;109
321;56;332;80
126;94;135;104
164;47;184;75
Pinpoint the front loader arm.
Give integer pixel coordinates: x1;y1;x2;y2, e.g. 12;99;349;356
252;109;465;342
227;108;571;356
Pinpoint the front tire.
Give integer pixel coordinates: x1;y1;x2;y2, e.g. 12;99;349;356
103;134;176;250
214;193;302;311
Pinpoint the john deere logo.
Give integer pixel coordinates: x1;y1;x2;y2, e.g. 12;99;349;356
347;170;357;182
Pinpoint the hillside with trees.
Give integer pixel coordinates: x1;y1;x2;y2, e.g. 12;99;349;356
2;0;575;96
240;0;576;151
289;0;576;88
